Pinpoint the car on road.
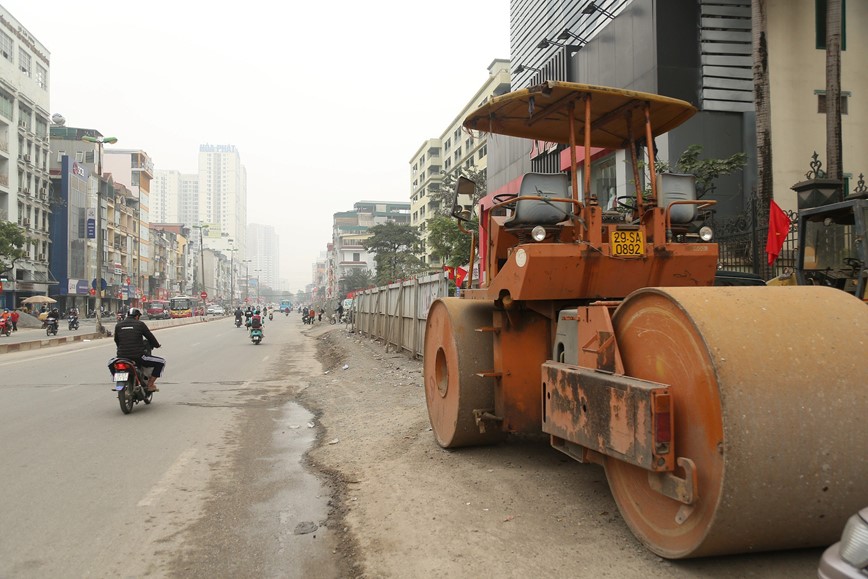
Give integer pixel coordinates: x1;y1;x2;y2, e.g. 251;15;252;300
206;304;225;316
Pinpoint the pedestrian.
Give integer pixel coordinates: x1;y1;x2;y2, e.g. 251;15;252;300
318;308;324;322
10;309;19;331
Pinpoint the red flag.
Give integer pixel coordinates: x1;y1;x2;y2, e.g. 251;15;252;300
455;266;468;287
443;265;455;280
766;200;791;265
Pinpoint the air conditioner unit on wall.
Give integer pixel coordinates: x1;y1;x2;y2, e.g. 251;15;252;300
24;154;31;162
23;218;30;227
37;253;45;261
18;120;26;128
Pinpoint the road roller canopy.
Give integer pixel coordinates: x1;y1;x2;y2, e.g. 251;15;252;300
463;81;697;148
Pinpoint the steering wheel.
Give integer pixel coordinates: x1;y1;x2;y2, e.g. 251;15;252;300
843;257;863;271
493;193;518;204
613;196;639;211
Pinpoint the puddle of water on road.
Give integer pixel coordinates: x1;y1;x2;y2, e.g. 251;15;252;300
251;400;340;578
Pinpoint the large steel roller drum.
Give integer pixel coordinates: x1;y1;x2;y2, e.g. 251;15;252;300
607;285;868;558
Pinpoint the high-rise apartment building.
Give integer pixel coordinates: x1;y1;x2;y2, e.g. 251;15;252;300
246;222;279;293
198;144;247;254
152;169;200;229
0;6;52;307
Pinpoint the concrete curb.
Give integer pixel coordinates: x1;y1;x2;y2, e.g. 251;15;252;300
0;315;220;355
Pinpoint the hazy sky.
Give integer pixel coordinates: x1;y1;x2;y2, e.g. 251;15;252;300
4;1;510;291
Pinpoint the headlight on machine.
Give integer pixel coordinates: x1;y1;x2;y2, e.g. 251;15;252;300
699;226;714;242
839;509;868;568
531;226;547;242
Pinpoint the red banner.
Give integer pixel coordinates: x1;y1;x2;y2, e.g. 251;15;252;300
765;200;791;265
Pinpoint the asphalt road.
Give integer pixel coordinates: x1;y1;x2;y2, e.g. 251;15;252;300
0;315;338;578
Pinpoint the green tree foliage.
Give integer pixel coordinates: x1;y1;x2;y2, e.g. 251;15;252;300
339;268;374;296
656;144;747;199
0;221;30;275
429;166;488;216
426;215;472;267
364;221;422;285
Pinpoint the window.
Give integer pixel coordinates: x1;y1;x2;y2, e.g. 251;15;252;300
0;30;12;62
816;0;847;50
36;65;47;90
817;91;849;114
352;252;360;262
18;49;31;76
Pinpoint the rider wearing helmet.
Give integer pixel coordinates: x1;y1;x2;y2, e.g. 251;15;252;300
108;307;165;392
250;309;263;330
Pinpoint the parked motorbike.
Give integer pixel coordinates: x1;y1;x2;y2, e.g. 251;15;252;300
109;343;155;414
249;327;263;345
0;318;10;337
45;319;59;336
68;315;79;331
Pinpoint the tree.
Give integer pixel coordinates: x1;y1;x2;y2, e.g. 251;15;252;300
825;0;843;182
426;215;472;267
657;144;747;199
428;166;487;217
752;0;773;226
0;221;30;276
364;222;423;285
339;268;374;296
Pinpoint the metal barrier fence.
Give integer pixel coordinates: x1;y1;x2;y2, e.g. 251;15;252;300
352;272;449;358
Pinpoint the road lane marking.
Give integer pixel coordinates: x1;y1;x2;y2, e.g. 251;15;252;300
51;384;77;393
137;447;198;507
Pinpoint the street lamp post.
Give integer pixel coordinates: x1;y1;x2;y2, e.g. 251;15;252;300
82;134;117;335
227;239;237;308
242;259;252;304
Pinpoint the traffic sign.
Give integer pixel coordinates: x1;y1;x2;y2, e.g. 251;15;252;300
200;291;208;300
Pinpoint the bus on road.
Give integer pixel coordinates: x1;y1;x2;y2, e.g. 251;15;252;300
169;295;194;318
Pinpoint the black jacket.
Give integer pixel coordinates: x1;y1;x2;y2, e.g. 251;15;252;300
114;318;160;358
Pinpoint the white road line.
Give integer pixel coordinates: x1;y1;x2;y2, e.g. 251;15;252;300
137;447;198;507
262;355;269;362
51;384;78;393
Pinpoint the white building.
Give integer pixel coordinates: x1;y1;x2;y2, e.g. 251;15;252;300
409;59;510;267
151;169;199;224
198;144;247;255
0;6;52;305
246;222;279;293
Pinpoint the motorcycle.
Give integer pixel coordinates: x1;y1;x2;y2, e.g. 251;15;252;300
45;318;59;336
109;343;155;414
235;317;243;328
0;318;10;337
268;312;273;321
250;327;264;345
68;315;80;331
284;309;289;317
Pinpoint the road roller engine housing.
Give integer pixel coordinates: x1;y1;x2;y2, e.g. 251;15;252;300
423;81;868;559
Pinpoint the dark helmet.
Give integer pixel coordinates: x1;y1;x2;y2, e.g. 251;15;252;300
127;307;142;319
254;309;260;315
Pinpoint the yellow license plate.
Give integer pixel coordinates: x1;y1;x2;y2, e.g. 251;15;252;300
610;230;645;256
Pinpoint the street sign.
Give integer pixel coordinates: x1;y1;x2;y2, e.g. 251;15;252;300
91;278;108;290
200;291;208;300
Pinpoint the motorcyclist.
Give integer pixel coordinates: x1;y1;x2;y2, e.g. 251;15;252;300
244;307;253;325
45;308;61;331
249;309;264;334
234;306;244;326
108;307;165;392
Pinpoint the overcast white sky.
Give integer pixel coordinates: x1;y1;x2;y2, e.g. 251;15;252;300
4;1;510;291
